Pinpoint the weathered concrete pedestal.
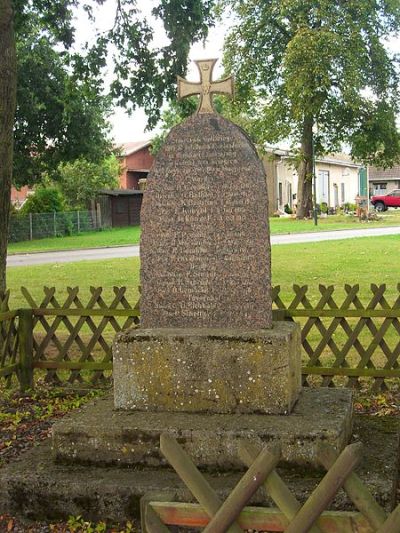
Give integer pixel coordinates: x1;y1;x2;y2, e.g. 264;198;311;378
79;320;351;470
113;323;302;415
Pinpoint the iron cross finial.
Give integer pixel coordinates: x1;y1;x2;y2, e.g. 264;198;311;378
177;59;234;114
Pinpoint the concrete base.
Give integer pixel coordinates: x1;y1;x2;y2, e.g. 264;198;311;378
113;323;302;415
52;389;353;470
0;416;398;523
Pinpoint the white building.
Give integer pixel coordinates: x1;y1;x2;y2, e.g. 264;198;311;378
263;148;363;214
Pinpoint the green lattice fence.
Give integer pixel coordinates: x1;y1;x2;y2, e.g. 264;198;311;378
0;291;19;387
1;284;399;389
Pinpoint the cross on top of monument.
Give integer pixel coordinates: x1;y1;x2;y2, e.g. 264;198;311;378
177;58;234;114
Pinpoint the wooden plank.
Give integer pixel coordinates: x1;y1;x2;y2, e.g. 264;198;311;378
239;442;323;533
0;314;15;367
0;363;19;378
288;309;400;318
285;442;362;533
272;309;287;321
303;367;400;378
18;309;34;391
0;311;17;321
32;308;140;317
145;505;171;533
317;444;387;529
33;361;113;370
150;502;374;532
376;504;400;533
141;492;177;533
160;433;243;533
203;445;280;533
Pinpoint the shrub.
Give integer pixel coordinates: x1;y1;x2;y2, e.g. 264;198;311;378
20;187;66;214
343;202;357;212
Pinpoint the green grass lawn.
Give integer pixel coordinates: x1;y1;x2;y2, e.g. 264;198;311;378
270;210;400;234
8;226;141;254
5;235;400;386
7;210;400;255
6;235;400;308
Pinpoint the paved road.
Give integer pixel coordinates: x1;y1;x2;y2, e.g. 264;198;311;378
7;225;400;267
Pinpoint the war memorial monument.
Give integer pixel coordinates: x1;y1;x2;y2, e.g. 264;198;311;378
0;59;358;522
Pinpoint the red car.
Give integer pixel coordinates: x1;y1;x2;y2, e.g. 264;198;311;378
371;189;400;211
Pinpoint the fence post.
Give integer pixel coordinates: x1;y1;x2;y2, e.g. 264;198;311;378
29;213;33;240
77;210;80;233
53;212;57;237
96;203;102;230
18;309;34;392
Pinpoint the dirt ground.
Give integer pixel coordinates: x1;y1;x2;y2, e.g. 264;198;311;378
0;384;399;532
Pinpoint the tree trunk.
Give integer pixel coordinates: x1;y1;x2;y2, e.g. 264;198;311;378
0;0;17;298
296;116;314;219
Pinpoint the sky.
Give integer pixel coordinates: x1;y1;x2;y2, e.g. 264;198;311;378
73;0;227;143
73;1;400;145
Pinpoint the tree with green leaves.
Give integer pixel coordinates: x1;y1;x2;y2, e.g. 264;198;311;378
13;26;114;187
0;0;17;299
0;0;215;296
58;155;120;209
221;0;400;218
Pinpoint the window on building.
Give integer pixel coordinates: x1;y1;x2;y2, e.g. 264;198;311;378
373;183;387;194
333;184;339;207
278;182;283;206
286;181;292;208
317;170;330;204
341;183;345;203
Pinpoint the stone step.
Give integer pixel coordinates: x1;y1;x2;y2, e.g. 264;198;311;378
51;389;353;470
0;414;397;524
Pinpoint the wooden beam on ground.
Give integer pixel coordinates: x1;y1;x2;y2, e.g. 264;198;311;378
150;502;374;532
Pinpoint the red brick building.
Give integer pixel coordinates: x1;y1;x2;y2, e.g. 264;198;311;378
11;186;32;208
118;141;153;190
96;141;154;227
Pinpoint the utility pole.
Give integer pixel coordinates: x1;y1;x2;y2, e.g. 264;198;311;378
312;124;318;226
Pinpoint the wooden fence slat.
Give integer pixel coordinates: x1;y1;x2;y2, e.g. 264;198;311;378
202;445;280;533
285;443;362;533
18;309;34;391
317;444;387;530
150;502;374;532
33;361;113;370
0;311;17;321
289;309;400;318
160;433;244;533
239;442;323;533
376;504;400;533
303;366;400;378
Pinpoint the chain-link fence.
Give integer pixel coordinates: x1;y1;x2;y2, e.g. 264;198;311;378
8;210;101;243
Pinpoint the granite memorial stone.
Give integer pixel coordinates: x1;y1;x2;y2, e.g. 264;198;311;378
140;59;272;329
